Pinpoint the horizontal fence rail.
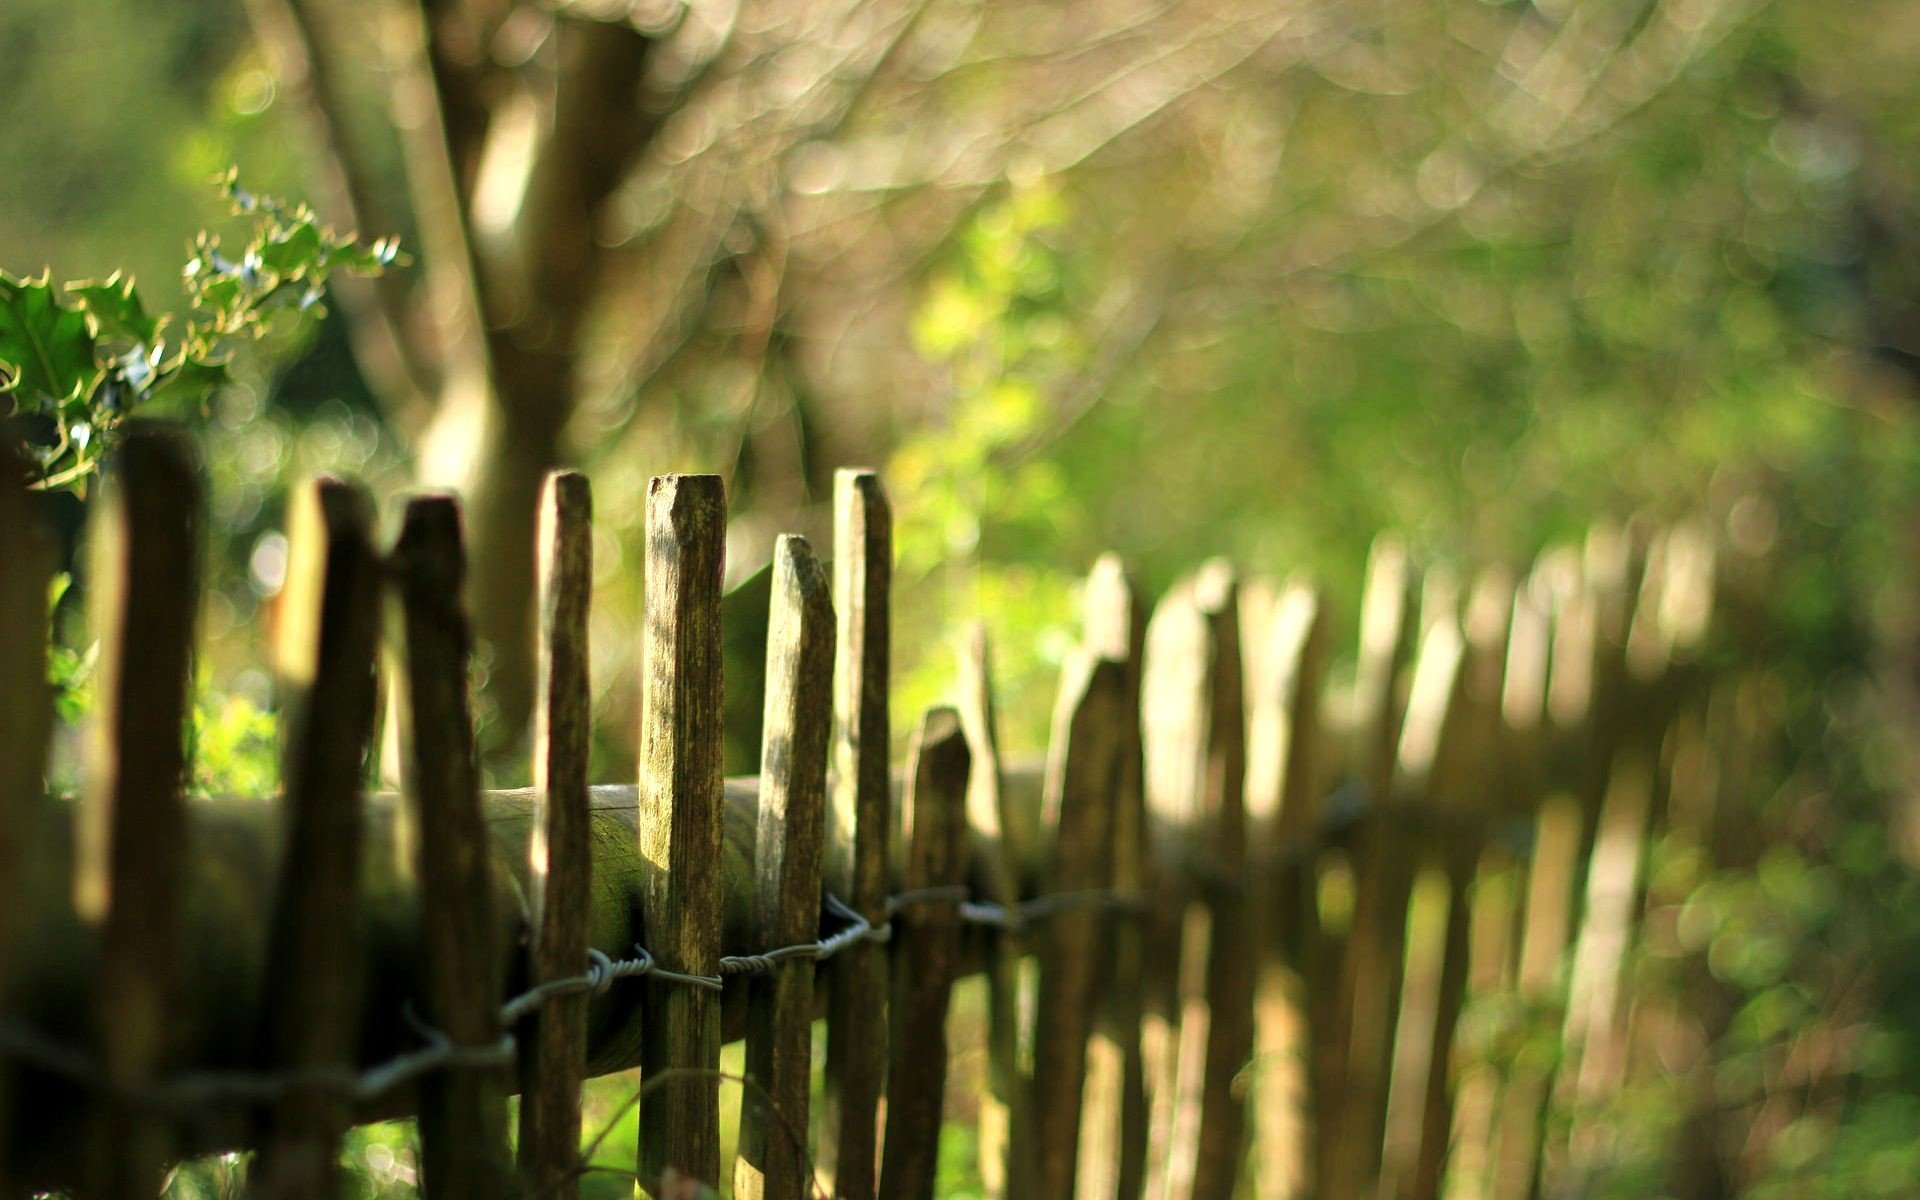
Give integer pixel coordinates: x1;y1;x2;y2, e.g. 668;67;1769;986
0;425;1731;1199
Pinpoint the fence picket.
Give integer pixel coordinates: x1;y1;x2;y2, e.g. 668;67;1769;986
0;443;54;1195
1187;562;1254;1200
78;426;201;1198
878;708;972;1200
389;495;512;1199
1031;649;1128;1198
1322;538;1415;1200
518;470;595;1191
822;468;893;1200
638;473;729;1192
1246;582;1328;1200
1075;555;1150;1200
734;534;833;1200
957;620;1034;1200
253;477;382;1198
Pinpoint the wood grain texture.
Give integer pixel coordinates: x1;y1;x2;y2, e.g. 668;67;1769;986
518;470;595;1191
877;708;972;1200
821;468;891;1200
253;477;382;1198
735;534;834;1200
78;425;201;1198
389;494;513;1199
638;473;729;1192
957;621;1034;1200
1030;650;1127;1199
1075;554;1150;1200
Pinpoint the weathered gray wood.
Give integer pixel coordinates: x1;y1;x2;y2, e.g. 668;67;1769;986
735;534;834;1200
1030;650;1127;1199
518;470;594;1191
388;494;513;1199
1075;554;1149;1200
821;467;891;1200
0;442;54;1197
957;620;1033;1200
253;477;382;1198
638;473;729;1193
78;425;201;1198
878;708;972;1200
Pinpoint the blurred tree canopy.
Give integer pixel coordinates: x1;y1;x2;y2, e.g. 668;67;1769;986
12;0;1920;1194
10;0;1920;748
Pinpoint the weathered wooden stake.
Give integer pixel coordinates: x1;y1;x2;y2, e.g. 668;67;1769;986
1030;649;1127;1198
821;468;891;1200
1322;538;1414;1200
734;534;833;1200
877;708;972;1200
638;473;729;1192
1186;562;1253;1200
518;470;595;1191
1075;555;1150;1200
957;621;1034;1200
1246;582;1328;1200
78;425;201;1199
389;494;512;1199
253;477;382;1198
0;443;55;1196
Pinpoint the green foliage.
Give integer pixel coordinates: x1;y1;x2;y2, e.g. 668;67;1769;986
0;171;401;493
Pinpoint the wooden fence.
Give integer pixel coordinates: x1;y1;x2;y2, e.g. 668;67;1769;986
0;422;1728;1199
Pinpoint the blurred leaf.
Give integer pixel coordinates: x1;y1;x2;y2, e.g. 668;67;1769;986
67;271;160;344
0;270;98;407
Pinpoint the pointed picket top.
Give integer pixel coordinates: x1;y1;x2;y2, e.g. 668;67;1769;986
519;470;595;1192
637;473;729;1192
735;534;833;1200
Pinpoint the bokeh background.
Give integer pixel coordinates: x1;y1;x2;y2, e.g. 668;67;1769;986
9;0;1920;1194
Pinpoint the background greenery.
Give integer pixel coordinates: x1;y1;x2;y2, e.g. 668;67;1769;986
9;0;1920;1194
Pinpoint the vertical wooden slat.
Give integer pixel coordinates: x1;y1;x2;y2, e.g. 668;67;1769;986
1142;561;1253;1200
77;425;201;1198
388;494;512;1199
1405;572;1514;1200
1322;537;1414;1200
1139;574;1207;1200
638;473;728;1192
878;708;972;1200
1076;554;1150;1200
735;534;834;1200
1246;582;1328;1200
0;442;55;1196
1030;649;1128;1198
518;470;595;1191
253;476;382;1198
1378;611;1472;1200
1439;848;1522;1200
957;621;1033;1200
1187;561;1253;1200
822;468;891;1200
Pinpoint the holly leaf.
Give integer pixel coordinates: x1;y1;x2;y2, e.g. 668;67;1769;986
0;271;99;409
255;216;322;277
68;272;160;344
147;348;230;410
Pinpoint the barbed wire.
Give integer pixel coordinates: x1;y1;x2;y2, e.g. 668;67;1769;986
0;880;1151;1120
0;784;1532;1137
